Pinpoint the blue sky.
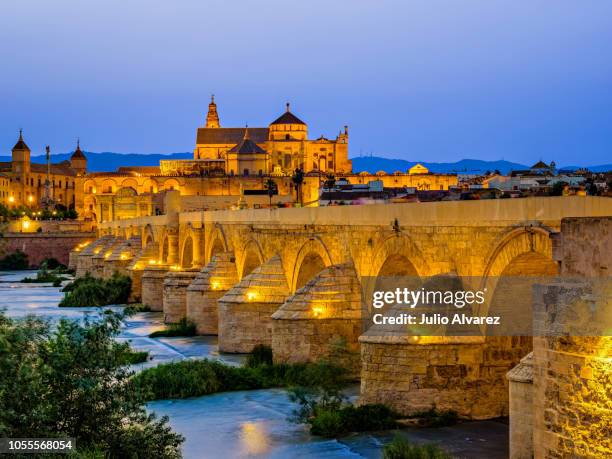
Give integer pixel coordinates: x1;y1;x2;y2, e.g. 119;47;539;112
1;0;611;165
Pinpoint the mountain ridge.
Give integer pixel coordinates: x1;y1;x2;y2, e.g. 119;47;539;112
0;152;609;174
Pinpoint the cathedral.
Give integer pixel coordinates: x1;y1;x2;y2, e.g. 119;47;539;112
192;97;352;176
3;97;457;224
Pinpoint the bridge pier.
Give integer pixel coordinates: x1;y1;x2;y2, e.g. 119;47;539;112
75;235;114;277
163;268;200;323
141;265;170;311
272;263;364;371
186;252;238;335
126;243;158;303
358;334;531;419
218;255;290;353
102;236;141;279
91;237;123;278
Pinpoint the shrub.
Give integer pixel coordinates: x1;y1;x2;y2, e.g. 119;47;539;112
21;268;67;285
124;303;152;315
59;273;131;307
118;350;150;365
0;310;183;457
383;434;451;459
131;357;348;402
245;344;273;367
40;257;66;270
149;317;196;338
410;408;458;427
309;404;399;437
0;250;29;270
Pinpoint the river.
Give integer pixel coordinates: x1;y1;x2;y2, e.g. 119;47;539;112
0;271;509;459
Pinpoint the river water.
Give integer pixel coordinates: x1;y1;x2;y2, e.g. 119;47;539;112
0;271;509;459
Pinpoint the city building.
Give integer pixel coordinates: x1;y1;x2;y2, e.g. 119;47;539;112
0;131;86;209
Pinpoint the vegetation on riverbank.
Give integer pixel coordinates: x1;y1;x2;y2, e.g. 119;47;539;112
0;250;29;270
383;434;451;459
149;317;196;337
119;350;150;365
131;355;347;401
59;273;131;307
0;310;183;458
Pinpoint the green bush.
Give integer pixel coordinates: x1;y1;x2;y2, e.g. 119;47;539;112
59;273;131;307
40;257;66;270
0;310;183;457
410;408;458;427
21;268;67;285
310;404;399;437
0;250;29;270
149;317;197;338
118;350;150;365
131;357;348;402
383;434;451;459
245;344;273;367
124;303;152;315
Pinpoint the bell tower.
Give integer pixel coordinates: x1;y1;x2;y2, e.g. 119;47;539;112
11;129;31;174
205;95;220;128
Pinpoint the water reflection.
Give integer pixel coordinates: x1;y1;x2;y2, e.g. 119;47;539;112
240;422;271;456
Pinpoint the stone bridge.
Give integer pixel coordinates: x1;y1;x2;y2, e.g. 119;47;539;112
70;196;612;422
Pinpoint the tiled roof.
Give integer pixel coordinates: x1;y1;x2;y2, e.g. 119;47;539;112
270;111;306;125
228;137;267;155
31;162;77;176
196;127;268;145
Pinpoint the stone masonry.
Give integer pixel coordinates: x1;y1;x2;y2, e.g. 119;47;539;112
186;252;238;334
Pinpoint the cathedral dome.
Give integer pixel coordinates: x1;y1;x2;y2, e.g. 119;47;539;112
270;103;306;125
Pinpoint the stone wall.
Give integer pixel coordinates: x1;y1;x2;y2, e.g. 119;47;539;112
186;252;238;334
141;266;169;311
3;232;95;267
507;353;534;459
271;263;364;372
531;216;611;459
163;269;199;323
359;336;531;419
218;256;289;353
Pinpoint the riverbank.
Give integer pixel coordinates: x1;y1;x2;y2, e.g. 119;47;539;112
0;270;509;459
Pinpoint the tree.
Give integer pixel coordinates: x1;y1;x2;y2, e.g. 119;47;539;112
323;173;336;190
265;178;277;208
0;311;183;458
550;181;568;196
291;168;305;206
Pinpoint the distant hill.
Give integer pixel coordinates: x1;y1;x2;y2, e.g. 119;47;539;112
351;157;528;175
0;152;192;172
0;152;609;174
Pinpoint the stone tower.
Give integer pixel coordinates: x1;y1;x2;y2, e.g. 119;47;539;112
11;129;31;174
70;139;87;175
205;95;220;128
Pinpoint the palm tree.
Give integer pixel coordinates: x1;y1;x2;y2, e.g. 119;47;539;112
291;168;304;206
265;178;277;208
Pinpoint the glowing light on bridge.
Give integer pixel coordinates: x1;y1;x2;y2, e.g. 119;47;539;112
246;290;258;301
210;280;221;290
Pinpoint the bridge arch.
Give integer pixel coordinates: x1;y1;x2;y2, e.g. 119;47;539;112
160;233;170;264
480;227;558;328
181;234;194;268
207;225;228;262
368;234;428;279
143;224;155;247
239;238;264;279
361;235;426;313
291;237;333;293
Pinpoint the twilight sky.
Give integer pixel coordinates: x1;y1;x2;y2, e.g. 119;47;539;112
1;0;611;165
